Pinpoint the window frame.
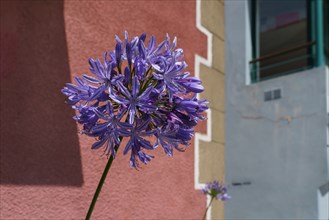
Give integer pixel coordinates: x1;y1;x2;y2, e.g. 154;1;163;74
249;0;326;83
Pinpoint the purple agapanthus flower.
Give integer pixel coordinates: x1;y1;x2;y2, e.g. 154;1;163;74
62;31;208;168
201;180;231;201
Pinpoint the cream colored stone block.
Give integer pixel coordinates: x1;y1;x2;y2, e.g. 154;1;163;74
211;199;225;220
201;0;224;40
199;141;225;183
199;64;225;112
212;109;225;144
213;36;225;74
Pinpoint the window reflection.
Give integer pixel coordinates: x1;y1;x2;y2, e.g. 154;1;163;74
259;0;310;79
251;0;313;81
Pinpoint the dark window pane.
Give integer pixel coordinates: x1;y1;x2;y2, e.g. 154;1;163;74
254;0;311;80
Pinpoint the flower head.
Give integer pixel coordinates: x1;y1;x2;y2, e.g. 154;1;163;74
201;180;231;201
62;31;208;168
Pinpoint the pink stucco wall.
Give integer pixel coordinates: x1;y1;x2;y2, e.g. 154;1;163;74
0;0;207;219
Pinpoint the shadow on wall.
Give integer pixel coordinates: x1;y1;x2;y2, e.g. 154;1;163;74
0;0;83;186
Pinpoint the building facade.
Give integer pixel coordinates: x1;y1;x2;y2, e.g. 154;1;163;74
0;0;226;219
225;0;329;219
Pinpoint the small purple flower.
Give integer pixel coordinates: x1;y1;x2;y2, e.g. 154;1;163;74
89;102;127;157
202;180;231;201
152;58;189;102
62;77;93;105
154;123;192;156
73;104;99;132
120;116;155;168
62;32;208;168
109;76;156;124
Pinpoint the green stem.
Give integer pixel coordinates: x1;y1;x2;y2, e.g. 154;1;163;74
85;143;121;220
140;74;154;94
202;196;215;220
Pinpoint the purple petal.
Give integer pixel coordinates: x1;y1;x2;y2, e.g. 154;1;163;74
132;76;140;97
123;137;134;155
139;32;146;42
137;137;154;150
138;87;153;100
88;86;105;101
117;81;131;98
83;74;100;84
92;137;108;149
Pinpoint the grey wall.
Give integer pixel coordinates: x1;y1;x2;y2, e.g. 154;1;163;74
225;1;328;219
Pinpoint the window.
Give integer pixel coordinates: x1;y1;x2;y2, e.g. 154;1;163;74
325;0;329;64
250;0;328;83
